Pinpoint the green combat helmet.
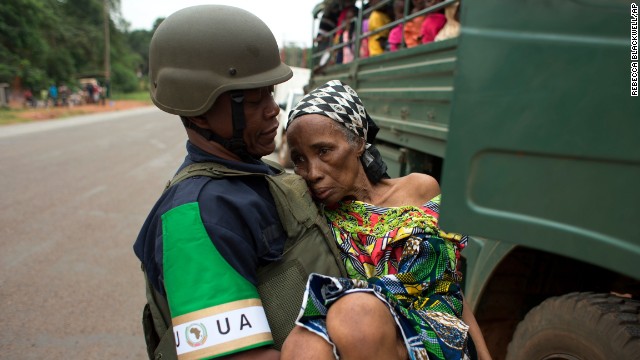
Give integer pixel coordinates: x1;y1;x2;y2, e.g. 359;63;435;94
148;5;293;160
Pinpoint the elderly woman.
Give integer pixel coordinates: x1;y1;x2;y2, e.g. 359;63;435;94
280;80;491;360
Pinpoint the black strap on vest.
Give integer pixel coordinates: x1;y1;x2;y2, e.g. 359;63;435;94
142;265;176;360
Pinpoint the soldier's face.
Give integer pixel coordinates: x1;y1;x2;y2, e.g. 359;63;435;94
203;85;281;157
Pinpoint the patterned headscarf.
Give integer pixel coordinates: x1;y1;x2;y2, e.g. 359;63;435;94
287;80;389;183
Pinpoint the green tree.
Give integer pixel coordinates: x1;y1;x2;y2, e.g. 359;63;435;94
0;0;143;94
0;0;55;90
126;29;152;76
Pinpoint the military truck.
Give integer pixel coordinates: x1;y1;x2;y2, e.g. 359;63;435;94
306;0;640;358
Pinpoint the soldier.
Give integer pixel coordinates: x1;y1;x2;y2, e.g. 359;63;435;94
134;5;345;360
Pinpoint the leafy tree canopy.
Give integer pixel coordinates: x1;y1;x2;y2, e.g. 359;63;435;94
0;0;154;94
0;1;308;96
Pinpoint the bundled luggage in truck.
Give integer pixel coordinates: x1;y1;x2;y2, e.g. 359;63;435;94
308;0;640;358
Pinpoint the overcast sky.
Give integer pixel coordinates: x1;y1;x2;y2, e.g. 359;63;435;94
119;0;323;47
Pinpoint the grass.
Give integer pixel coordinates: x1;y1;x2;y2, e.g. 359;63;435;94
110;91;152;102
0;91;153;126
0;109;25;126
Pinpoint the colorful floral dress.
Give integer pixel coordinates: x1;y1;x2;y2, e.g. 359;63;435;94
296;195;471;360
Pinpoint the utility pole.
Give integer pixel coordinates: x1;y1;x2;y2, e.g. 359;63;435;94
103;0;111;102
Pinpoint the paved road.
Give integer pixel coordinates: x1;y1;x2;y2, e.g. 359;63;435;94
0;107;205;359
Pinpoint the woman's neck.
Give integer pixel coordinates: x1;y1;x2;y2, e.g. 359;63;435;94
349;174;437;208
349;178;398;207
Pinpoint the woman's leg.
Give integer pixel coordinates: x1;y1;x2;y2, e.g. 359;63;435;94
281;325;335;360
462;297;492;360
326;292;409;360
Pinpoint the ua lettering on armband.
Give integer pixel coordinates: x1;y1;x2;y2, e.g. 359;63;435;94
161;203;275;358
173;299;273;360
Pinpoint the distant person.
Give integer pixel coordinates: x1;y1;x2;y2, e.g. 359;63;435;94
316;0;341;51
435;0;461;41
314;1;342;71
338;6;357;64
388;0;407;51
39;88;48;107
357;0;371;58
94;83;102;105
48;84;58;107
360;14;370;58
368;0;392;56
86;83;95;104
334;0;358;64
421;0;447;44
59;83;69;107
404;0;426;48
23;88;34;108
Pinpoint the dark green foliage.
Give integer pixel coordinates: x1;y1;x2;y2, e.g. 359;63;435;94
126;29;152;75
0;0;151;94
0;1;308;95
111;62;138;93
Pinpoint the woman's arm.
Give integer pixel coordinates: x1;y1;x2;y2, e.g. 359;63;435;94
462;297;492;360
221;348;279;360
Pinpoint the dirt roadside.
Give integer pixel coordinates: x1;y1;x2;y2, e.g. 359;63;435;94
15;100;153;122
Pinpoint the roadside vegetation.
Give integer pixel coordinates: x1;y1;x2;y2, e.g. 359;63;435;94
1;0;155;103
0;91;152;126
0;0;309;126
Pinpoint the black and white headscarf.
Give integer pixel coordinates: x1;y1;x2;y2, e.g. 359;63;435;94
287;80;389;183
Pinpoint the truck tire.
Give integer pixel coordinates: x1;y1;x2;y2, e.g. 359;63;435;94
506;292;640;360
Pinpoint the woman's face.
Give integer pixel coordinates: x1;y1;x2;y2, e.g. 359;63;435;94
287;114;365;205
394;0;405;17
425;0;443;8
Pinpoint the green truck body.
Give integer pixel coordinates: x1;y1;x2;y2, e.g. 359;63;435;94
308;0;640;358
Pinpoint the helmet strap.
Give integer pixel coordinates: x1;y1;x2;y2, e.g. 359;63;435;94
227;90;256;162
228;91;249;153
182;91;256;162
